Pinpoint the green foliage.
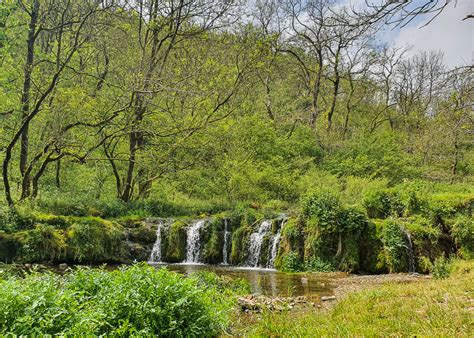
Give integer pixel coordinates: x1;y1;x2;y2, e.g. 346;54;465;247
0;264;234;335
304;257;334;272
451;215;474;258
363;189;404;219
276;251;303;272
432;256;452;279
379;219;409;273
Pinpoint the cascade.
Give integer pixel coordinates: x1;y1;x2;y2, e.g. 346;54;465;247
403;227;416;273
247;220;272;267
266;218;285;268
149;221;163;263
222;219;230;265
186;220;206;263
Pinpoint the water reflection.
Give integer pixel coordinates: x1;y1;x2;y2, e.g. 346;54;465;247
149;263;335;297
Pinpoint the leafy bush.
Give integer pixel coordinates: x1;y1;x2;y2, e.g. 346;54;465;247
432;256;452;279
380;219;410;273
363;190;404;219
304;257;334;272
277;251;303;272
0;264;234;336
451;216;474;258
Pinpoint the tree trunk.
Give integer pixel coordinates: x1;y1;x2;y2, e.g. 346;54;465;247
309;53;323;128
19;0;40;199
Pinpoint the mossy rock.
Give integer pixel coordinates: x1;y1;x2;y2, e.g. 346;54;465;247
33;213;70;229
201;218;224;264
162;220;187;263
230;225;251;265
66;218;126;263
128;222;156;245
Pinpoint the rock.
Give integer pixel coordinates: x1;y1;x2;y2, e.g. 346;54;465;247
321;295;336;301
238;297;261;312
59;263;68;270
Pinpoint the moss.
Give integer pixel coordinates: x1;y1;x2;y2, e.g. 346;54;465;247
128;222;156;245
230;226;251;265
162;220;187;263
32;213;70;229
66;218;126;263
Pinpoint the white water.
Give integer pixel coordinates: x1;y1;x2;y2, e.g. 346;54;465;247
222;219;230;265
267;232;281;268
186;220;206;263
266;218;285;268
149;221;163;262
404;228;416;273
247;220;272;267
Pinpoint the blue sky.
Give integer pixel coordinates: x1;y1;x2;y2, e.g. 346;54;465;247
347;0;473;68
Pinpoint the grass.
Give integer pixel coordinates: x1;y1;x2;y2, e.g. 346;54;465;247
237;260;474;336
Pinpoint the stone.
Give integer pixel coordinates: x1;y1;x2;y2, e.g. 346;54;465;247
321;295;336;301
238;297;261;312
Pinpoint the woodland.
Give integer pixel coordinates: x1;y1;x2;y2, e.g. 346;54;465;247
0;0;473;336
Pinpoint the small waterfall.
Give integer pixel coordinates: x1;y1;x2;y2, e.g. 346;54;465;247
267;232;281;268
186;220;206;263
222;219;230;265
247;220;272;267
403;227;416;273
267;218;285;268
149;221;163;263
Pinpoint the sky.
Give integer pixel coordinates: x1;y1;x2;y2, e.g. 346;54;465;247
347;0;473;68
392;0;473;68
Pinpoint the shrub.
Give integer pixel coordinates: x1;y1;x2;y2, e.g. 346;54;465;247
380;219;410;272
0;264;234;335
363;190;404;219
277;251;303;272
451;215;474;258
432;256;452;279
304;257;334;272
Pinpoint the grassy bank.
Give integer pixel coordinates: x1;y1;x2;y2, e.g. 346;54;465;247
237;260;474;336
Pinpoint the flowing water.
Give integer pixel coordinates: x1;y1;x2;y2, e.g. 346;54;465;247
222;219;230;265
247;220;272;267
149;221;163;263
403;228;416;273
267;232;281;268
150;263;336;297
186;220;206;263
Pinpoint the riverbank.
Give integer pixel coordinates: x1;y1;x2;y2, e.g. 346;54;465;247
232;260;474;336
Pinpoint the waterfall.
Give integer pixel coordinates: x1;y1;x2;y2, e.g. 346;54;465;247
267;232;281;268
403;227;416;273
247;220;272;267
149;221;163;263
222;219;230;265
186;220;206;263
267;218;285;268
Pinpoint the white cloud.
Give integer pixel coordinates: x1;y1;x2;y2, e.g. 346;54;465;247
393;1;473;68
